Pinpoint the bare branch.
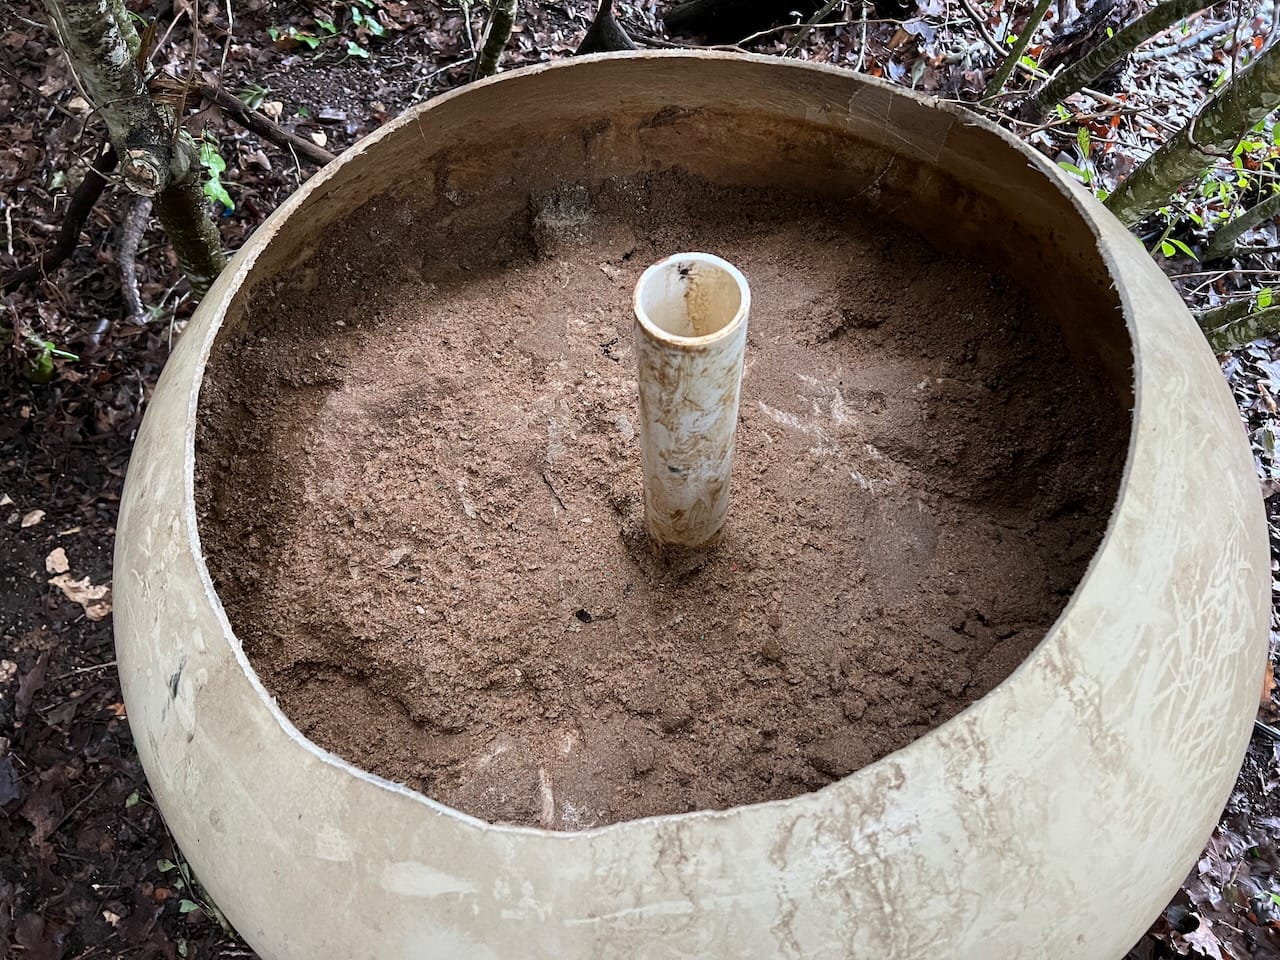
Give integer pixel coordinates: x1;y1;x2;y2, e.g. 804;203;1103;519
2;146;117;293
119;195;152;321
1105;38;1280;226
1199;304;1280;351
1022;0;1210;119
474;0;518;78
198;83;336;166
1205;189;1280;260
984;0;1054;100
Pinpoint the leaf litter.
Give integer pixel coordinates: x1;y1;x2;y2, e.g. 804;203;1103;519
4;0;1280;956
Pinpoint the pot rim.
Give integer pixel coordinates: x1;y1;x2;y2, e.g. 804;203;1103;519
178;49;1140;838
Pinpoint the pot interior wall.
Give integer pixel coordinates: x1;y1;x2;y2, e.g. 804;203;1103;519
220;75;1132;400
195;60;1134;828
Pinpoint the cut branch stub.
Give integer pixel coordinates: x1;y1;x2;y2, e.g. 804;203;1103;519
42;0;225;296
43;0;189;196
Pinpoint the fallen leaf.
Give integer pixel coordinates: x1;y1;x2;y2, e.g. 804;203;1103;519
0;753;20;805
21;509;45;528
310;130;328;147
15;651;49;722
14;912;66;960
44;547;69;575
48;574;112;621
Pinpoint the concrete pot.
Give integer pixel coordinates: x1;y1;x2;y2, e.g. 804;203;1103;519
114;52;1269;959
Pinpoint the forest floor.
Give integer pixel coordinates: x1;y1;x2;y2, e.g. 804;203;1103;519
4;0;1280;957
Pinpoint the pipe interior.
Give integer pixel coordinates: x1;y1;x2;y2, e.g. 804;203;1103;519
637;253;747;340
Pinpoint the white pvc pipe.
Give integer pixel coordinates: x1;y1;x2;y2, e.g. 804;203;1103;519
633;252;751;548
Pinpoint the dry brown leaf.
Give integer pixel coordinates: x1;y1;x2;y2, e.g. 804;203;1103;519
44;547;69;575
48;574;112;621
21;509;44;528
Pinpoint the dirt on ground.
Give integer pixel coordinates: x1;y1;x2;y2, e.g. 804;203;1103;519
196;170;1128;828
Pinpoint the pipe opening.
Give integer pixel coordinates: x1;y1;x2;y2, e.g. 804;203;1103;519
635;253;749;341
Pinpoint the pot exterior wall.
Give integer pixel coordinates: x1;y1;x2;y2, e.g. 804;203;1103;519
114;53;1269;960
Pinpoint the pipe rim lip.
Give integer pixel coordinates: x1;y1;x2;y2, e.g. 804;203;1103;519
633;252;751;348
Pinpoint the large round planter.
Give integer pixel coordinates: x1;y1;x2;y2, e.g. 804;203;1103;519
115;52;1268;959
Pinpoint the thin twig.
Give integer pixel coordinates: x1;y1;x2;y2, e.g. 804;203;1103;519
1256;719;1280;741
2;146;117;293
984;0;1054;99
198;83;336;166
955;0;1007;57
857;0;871;70
473;0;518;78
1229;242;1280;254
786;0;846;53
1133;19;1234;61
0;64;85;122
416;54;476;96
47;779;108;840
218;0;234;78
49;660;119;682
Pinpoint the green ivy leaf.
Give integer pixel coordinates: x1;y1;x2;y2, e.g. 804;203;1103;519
178;899;200;914
199;141;235;211
157;858;178;873
25;350;54;384
1167;238;1198;260
1259;287;1274;309
1160;240;1175;257
346;39;370;57
1057;161;1092;185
